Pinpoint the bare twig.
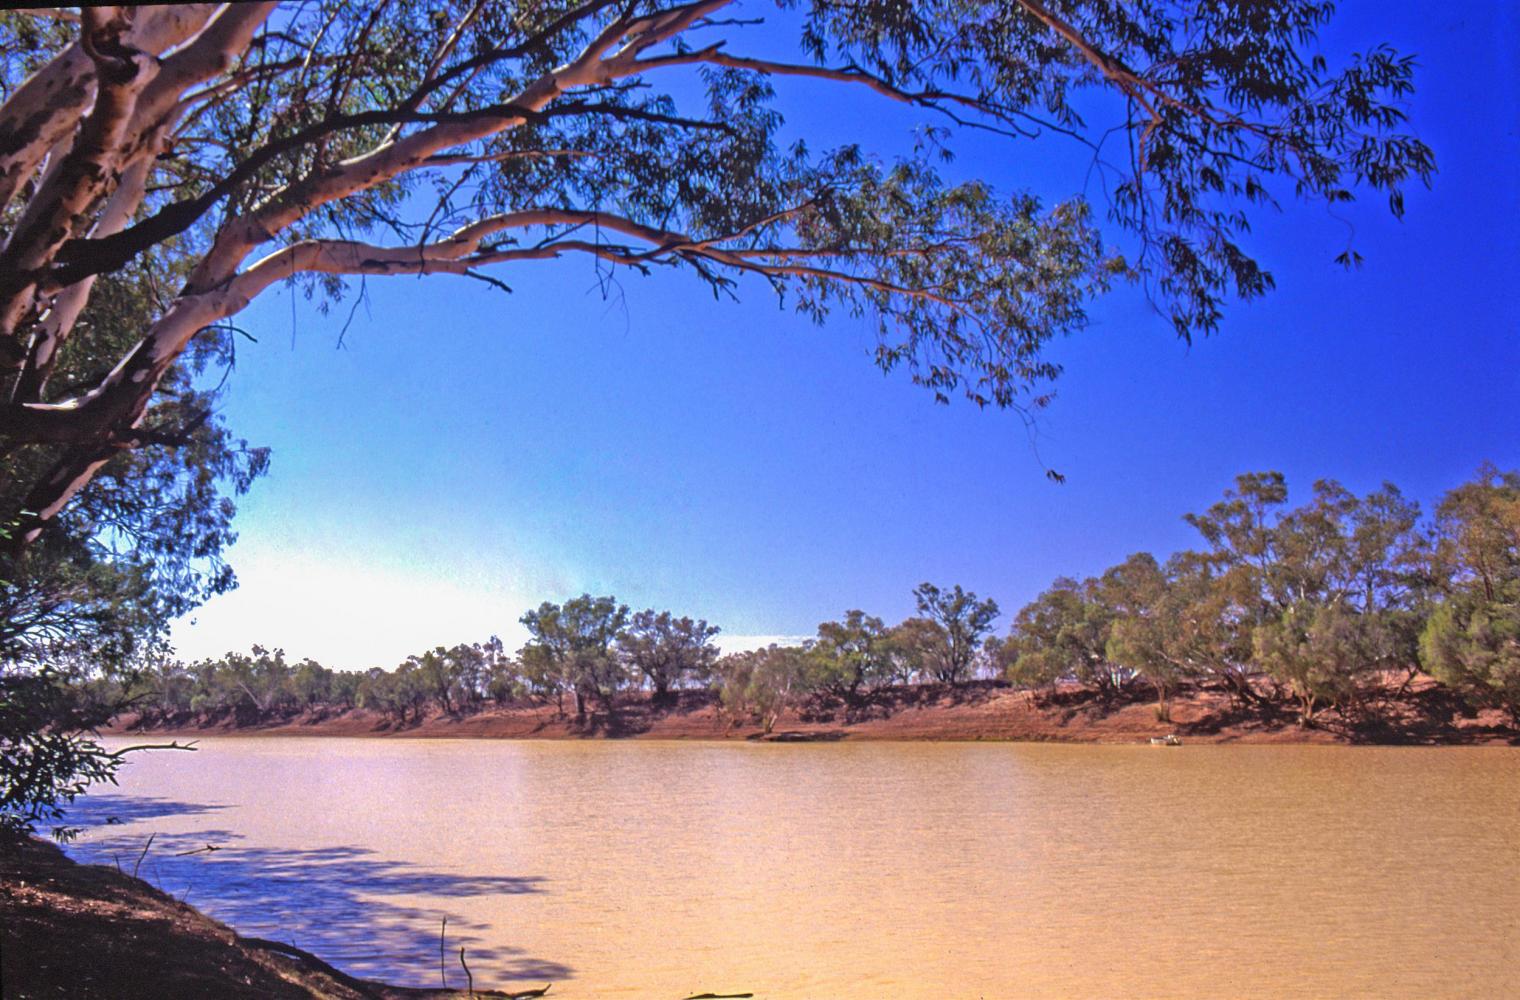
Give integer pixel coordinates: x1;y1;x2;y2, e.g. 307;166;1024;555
459;946;474;997
130;832;155;878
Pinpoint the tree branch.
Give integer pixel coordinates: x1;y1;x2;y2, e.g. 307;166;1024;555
0;7;161;344
0;5;218;212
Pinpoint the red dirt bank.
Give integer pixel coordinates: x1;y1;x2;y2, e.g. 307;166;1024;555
111;676;1517;745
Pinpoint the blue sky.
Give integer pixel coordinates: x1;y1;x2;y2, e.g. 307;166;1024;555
172;1;1519;671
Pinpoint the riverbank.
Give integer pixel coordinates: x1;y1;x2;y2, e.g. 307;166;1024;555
110;675;1517;745
0;836;544;999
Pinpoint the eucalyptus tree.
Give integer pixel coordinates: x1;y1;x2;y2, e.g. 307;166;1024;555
0;1;1431;548
409;646;459;715
714;643;808;734
1419;465;1520;721
179;644;294;719
289;655;336;708
1252;601;1367;724
136;657;194;719
878;617;940;685
1250;479;1428;718
1103;555;1184;719
466;634;512;707
1178;472;1291;703
1000;576;1102;690
618;608;720;702
486;648;527;704
912;582;999;685
357;666;408;721
519;593;630;718
399;641;498;714
810;609;890;699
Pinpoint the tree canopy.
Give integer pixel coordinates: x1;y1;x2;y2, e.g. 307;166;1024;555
0;1;1431;543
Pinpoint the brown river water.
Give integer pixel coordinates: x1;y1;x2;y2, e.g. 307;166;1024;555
68;739;1518;999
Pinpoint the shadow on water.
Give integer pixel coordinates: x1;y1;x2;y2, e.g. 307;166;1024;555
64;795;572;988
66;793;227;825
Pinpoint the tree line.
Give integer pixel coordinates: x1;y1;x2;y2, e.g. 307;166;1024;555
118;584;999;733
111;465;1518;733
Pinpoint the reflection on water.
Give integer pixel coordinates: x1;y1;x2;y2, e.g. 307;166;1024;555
67;739;1520;999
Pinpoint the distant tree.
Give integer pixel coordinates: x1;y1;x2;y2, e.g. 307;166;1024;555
290;657;333;709
1100;553;1214;721
1425;465;1520;605
912;583;1000;685
136;658;193;720
391;661;433;724
356;667;405;722
1000;576;1119;695
0;3;1432;549
190;645;295;720
1334;482;1432;692
520;594;630;719
879;617;943;685
455;636;508;709
1250;479;1428;719
1179;473;1292;704
410;647;459;716
1185;471;1288;601
618;610;720;702
329;668;362;710
1419;465;1520;721
1092;554;1175;711
485;646;526;705
714;644;810;735
810;610;891;699
1001;473;1435;720
999;578;1075;689
518;642;564;712
1253;600;1388;724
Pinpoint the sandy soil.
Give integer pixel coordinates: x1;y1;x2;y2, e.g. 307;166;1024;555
109;676;1518;745
0;837;543;1000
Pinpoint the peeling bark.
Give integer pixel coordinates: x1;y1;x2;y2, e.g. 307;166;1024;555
0;7;159;341
0;5;217;211
9;154;153;403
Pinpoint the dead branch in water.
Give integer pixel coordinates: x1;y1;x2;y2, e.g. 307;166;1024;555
172;843;221;857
